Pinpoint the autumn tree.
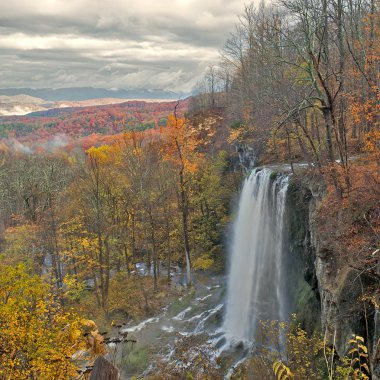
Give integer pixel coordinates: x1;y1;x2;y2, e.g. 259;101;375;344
0;263;101;380
160;113;203;285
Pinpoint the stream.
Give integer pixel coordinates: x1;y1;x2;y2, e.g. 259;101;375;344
110;273;228;378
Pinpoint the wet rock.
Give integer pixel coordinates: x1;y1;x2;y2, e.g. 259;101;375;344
215;336;226;349
89;356;119;380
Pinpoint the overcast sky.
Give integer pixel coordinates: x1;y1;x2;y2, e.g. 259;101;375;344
0;0;246;92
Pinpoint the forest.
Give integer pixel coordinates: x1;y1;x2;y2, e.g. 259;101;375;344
0;100;188;149
0;0;379;378
0;108;242;378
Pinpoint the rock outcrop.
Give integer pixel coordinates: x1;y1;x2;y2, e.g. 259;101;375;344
288;175;380;378
89;356;119;380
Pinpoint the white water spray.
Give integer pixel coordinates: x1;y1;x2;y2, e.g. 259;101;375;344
224;168;290;342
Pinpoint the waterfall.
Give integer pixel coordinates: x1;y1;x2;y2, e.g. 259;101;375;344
223;168;290;342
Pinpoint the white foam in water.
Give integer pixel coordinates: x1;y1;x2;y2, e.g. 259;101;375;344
223;169;290;342
194;303;224;333
187;311;207;323
122;317;159;333
206;284;220;290
161;325;175;333
196;294;212;302
173;306;192;321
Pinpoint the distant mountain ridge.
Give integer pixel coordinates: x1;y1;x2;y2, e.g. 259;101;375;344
0;94;45;104
0;87;186;102
0;98;190;148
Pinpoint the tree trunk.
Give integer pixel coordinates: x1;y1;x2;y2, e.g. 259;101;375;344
179;168;192;286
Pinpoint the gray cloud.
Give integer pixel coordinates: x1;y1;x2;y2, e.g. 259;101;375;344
0;0;246;92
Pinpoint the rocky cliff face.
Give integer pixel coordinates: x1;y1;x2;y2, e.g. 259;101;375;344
288;176;380;378
90;356;119;380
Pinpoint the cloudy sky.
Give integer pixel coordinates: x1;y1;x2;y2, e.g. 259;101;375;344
0;0;246;92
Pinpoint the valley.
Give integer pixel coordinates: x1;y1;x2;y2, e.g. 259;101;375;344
0;0;379;379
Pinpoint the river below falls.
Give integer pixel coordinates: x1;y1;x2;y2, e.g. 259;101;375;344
108;273;242;379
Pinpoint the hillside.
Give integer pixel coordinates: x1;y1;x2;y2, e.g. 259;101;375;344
0;94;176;117
0;95;47;116
0;99;189;150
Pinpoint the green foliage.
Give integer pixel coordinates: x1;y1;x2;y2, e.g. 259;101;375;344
122;344;149;374
158;117;167;126
270;171;278;181
230;120;243;130
294;280;321;335
168;291;194;316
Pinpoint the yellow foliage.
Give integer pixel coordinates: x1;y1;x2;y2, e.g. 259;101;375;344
193;256;214;270
63;274;85;300
227;128;242;144
347;335;370;379
86;145;113;163
0;264;100;379
273;361;294;379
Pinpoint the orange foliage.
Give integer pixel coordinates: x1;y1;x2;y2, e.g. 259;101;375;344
159;114;203;173
349;9;380;150
317;158;380;266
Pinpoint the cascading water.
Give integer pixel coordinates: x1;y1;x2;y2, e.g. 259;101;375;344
223;168;290;342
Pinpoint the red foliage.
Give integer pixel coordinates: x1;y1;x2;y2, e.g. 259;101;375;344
0;100;189;148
